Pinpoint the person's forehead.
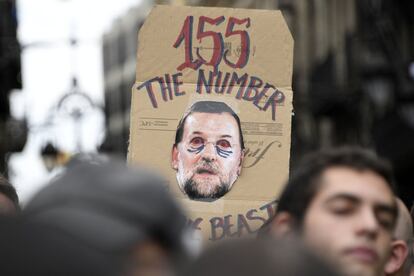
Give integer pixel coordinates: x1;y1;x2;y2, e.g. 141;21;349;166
183;112;240;136
314;166;395;206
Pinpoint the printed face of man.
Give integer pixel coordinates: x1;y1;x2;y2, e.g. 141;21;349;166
302;167;397;276
172;112;244;200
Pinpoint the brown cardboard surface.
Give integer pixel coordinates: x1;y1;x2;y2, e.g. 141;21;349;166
128;5;293;241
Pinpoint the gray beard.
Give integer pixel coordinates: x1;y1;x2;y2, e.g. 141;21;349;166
183;179;229;201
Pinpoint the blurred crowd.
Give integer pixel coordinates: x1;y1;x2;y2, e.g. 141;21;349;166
0;146;413;276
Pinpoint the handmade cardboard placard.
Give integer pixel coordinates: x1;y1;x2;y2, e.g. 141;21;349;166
128;5;293;241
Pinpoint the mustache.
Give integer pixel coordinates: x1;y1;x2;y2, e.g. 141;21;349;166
195;161;219;174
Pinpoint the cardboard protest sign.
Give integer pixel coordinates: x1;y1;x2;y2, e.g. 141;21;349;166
128;5;293;241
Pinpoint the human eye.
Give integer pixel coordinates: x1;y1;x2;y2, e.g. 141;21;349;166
331;206;354;215
375;208;396;231
328;200;355;216
189;137;204;148
216;139;231;150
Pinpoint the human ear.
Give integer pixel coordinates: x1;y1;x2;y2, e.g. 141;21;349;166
384;240;409;274
171;145;179;170
268;212;297;238
237;149;245;176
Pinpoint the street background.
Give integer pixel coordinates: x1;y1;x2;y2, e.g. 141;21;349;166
1;0;413;206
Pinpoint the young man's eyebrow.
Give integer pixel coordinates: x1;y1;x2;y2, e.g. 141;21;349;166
324;193;361;205
190;131;203;135
220;135;233;139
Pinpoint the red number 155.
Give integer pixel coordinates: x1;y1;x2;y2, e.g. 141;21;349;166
173;15;251;71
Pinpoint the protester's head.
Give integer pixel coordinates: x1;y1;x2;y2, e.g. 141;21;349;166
0;173;19;214
384;198;413;276
269;147;398;276
24;161;190;276
172;101;245;201
0;217;116;276
182;238;341;276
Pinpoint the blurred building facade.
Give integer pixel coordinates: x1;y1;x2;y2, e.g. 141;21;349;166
0;0;27;176
101;1;152;157
102;0;414;204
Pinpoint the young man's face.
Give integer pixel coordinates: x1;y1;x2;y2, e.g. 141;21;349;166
302;167;397;276
172;112;244;200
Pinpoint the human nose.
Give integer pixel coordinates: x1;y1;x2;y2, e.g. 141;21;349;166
201;142;217;161
357;207;379;240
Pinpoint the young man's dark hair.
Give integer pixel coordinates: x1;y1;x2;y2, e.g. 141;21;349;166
275;146;396;227
0;173;20;213
174;101;245;150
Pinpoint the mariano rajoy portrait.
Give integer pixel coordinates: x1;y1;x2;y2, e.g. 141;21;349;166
171;101;245;201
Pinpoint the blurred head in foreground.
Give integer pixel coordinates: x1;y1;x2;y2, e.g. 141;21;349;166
0;217;115;276
24;160;190;276
267;147;398;276
384;198;413;276
0;173;19;214
181;238;341;276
